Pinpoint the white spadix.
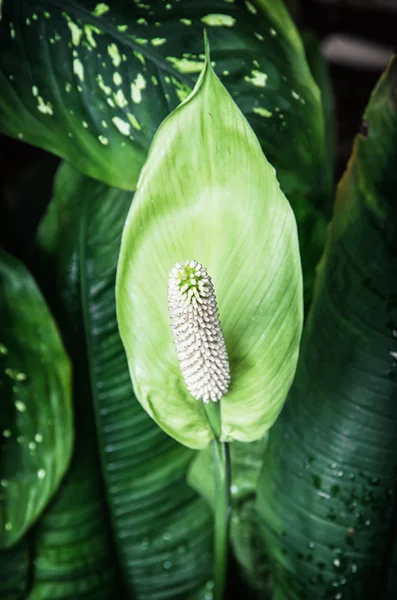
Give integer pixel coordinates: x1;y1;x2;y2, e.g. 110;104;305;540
168;260;230;403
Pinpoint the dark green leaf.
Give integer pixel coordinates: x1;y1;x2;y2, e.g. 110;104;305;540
0;0;323;197
0;539;30;599
287;192;326;312
28;435;122;599
31;193;123;598
0;249;73;548
36;161;213;599
256;57;397;599
303;30;336;218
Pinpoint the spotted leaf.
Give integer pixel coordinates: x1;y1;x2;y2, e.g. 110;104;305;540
116;43;303;449
0;250;73;548
0;0;323;196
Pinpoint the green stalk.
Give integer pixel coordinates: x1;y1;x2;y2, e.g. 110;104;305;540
203;402;231;600
212;439;231;600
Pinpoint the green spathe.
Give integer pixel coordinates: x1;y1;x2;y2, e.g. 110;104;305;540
116;44;303;449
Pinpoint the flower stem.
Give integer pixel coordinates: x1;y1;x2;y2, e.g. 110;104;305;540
212;439;231;600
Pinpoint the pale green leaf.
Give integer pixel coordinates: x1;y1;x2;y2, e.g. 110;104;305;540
116;45;303;449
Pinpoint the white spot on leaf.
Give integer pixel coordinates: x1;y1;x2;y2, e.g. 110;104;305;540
96;74;111;95
108;43;121;67
93;2;110;16
131;73;146;103
37;96;54;115
112;116;131;136
253;107;272;118
244;70;267;87
166;56;204;74
67;21;83;46
85;24;101;48
113;72;122;86
15;400;26;412
127;113;141;130
201;14;236;27
114;89;128;108
151;37;166;47
73;58;84;81
133;51;146;66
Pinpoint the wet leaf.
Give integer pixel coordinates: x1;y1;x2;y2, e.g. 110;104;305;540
0;250;73;548
257;57;397;600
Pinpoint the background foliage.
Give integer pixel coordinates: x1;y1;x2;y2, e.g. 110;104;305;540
1;0;396;599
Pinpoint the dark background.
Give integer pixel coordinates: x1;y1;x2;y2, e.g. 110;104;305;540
1;0;396;258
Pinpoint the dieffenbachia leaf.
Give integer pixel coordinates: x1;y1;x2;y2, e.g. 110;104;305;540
189;436;270;593
116;43;303;449
0;249;73;548
0;0;323;196
257;56;397;599
36;161;214;599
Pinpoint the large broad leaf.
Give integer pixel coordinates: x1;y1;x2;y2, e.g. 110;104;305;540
116;41;303;449
256;56;397;599
0;249;73;548
36;161;214;600
0;0;323;197
0;540;29;599
28;419;123;599
189;436;270;594
31;194;124;599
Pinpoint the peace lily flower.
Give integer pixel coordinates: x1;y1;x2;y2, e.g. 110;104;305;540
116;40;303;450
168;260;230;403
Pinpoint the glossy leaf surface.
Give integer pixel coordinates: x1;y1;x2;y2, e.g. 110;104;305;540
31;182;123;599
116;45;303;449
0;249;73;548
257;57;397;600
0;0;323;196
36;161;213;599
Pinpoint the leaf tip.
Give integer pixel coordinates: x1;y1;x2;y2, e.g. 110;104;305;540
203;29;210;64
